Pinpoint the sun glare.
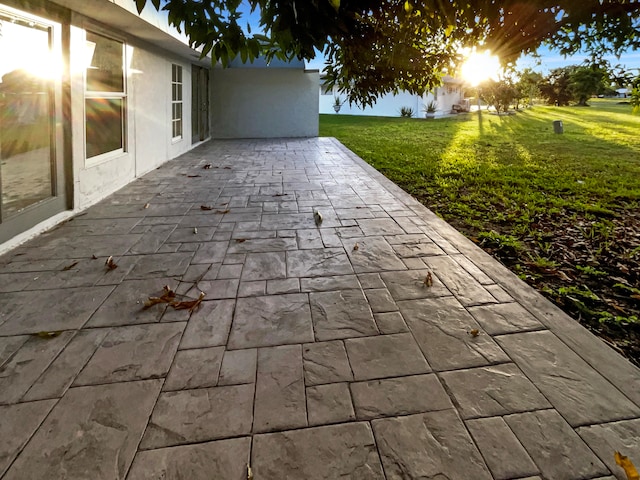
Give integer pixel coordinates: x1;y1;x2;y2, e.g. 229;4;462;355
460;50;501;86
0;20;62;83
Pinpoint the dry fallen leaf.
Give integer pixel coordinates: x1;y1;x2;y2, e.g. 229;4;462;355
247;463;253;480
353;243;359;251
172;291;205;313
615;451;639;480
223;166;231;169
200;205;213;211
144;297;166;308
193;228;198;234
272;193;287;197
203;164;212;169
91;254;98;260
143;203;150;209
187;174;201;178
33;331;62;339
236;239;246;243
469;329;480;338
62;261;79;271
143;286;176;309
215;209;230;214
105;256;118;270
162;285;176;299
423;272;433;287
314;210;323;226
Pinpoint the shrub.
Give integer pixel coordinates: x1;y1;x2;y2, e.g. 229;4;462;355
399;106;414;117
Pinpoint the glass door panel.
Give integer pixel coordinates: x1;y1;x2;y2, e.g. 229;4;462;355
0;11;55;219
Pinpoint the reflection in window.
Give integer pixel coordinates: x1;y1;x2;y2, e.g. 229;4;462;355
86;32;124;92
85;32;125;160
0;11;54;219
85;98;123;158
172;64;182;139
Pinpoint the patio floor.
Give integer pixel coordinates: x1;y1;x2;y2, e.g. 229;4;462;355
0;137;639;480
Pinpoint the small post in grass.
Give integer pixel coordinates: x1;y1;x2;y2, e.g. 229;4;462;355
553;120;564;134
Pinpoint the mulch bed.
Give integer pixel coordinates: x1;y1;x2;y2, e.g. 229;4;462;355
446;208;640;367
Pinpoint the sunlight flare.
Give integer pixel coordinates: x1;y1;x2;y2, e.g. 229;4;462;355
460;50;501;86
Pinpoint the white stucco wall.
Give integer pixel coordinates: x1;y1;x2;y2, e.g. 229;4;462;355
68;21;199;210
320;90;423;117
319;84;466;118
211;68;319;138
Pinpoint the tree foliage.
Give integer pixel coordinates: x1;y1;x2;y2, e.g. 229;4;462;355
539;65;614;106
631;76;640;113
481;79;519;113
135;0;640;106
568;66;609;105
539;67;574;106
516;68;544;107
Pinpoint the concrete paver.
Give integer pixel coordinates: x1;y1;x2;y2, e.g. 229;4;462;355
0;137;639;479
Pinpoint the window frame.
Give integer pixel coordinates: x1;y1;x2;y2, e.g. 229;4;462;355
171;63;183;141
83;29;127;166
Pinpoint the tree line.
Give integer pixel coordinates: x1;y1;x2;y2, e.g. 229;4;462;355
479;64;640;113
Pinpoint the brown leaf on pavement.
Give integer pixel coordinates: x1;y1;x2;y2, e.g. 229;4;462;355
144;297;166;308
468;329;480;338
33;331;62;339
143;203;150;209
187;174;201;178
62;261;79;271
215;209;230;214
235;239;246;243
200;205;213;211
172;291;205;313
203;164;212;169
353;243;359;251
105;256;118;270
143;286;176;309
423;272;433;287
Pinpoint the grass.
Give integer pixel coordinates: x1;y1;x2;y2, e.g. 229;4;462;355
321;100;640;227
320;98;640;364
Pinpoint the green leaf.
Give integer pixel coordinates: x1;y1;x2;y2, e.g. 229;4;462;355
134;0;146;14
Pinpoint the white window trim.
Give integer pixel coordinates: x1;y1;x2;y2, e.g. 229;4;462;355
171;64;183;142
83;30;127;167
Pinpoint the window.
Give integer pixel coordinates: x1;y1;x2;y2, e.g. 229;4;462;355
172;64;182;139
85;31;125;160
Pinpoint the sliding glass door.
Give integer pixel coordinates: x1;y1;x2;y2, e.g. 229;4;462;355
0;5;67;243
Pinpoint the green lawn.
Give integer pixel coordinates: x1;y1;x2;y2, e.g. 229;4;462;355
320;99;640;364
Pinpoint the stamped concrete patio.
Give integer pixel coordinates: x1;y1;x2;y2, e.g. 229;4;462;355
0;137;639;480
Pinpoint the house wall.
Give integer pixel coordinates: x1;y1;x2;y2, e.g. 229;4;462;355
319;85;466;118
0;0;215;252
211;68;319;138
68;20;198;210
320;90;423;117
435;84;465;113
